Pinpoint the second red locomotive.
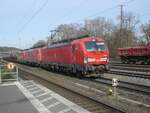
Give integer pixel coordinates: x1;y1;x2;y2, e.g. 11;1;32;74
19;36;110;77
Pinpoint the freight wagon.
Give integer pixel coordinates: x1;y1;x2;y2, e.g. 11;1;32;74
118;46;150;64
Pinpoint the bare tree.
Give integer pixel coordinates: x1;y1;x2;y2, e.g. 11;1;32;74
56;23;84;39
32;40;46;48
84;17;115;38
109;12;139;57
141;21;150;44
45;13;139;58
121;12;139;30
47;23;88;45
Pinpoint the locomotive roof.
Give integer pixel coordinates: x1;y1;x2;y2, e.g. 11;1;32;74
46;36;105;49
23;36;105;51
51;35;105;45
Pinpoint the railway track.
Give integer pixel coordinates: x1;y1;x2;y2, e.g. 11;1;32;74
2;60;150;94
17;64;150;113
111;65;150;73
92;78;150;95
1;61;150;112
19;68;123;113
111;63;150;68
108;69;150;79
108;63;150;79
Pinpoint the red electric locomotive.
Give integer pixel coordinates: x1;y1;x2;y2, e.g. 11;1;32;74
19;48;42;66
20;36;110;77
118;46;150;64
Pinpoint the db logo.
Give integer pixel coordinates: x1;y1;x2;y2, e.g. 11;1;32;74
7;63;15;70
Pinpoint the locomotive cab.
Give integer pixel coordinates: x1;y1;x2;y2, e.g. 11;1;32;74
69;37;110;76
83;38;109;73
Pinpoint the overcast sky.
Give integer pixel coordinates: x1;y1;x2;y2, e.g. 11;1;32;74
0;0;149;49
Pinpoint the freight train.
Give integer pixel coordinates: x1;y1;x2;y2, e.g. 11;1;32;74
118;45;150;64
18;36;110;77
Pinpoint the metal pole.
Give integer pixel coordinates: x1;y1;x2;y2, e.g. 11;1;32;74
0;66;2;83
120;4;123;30
120;4;124;47
113;86;117;96
16;66;19;81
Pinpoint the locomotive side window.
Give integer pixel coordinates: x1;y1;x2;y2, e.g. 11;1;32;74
85;42;106;52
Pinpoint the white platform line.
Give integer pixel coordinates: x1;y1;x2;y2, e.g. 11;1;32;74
58;108;71;113
25;85;36;89
36;92;49;98
47;101;60;109
36;83;91;113
51;93;91;113
21;80;34;83
41;96;53;103
17;81;90;113
15;81;51;113
28;87;40;91
23;82;34;85
23;84;34;87
36;84;54;94
0;83;15;86
31;89;43;94
22;81;34;85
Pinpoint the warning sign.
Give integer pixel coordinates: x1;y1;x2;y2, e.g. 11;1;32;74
7;63;15;70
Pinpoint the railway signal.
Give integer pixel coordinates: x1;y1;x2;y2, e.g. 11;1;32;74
112;78;119;96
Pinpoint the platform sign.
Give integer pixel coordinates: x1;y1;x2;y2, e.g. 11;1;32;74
7;63;15;70
0;66;1;83
0;62;18;83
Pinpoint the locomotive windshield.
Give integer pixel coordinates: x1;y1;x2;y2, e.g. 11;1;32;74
85;41;106;52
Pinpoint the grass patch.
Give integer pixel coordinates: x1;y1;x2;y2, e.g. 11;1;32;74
1;68;12;79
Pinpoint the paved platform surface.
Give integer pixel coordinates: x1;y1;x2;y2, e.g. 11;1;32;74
0;83;38;113
0;81;90;113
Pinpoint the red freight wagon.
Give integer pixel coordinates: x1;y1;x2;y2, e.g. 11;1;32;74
118;46;150;64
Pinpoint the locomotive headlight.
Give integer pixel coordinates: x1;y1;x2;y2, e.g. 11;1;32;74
84;57;96;63
99;57;108;62
87;58;96;62
107;58;109;62
84;58;88;64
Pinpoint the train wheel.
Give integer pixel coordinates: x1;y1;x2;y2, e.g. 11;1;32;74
76;71;83;79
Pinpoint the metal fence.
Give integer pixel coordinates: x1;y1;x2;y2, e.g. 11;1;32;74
0;64;18;83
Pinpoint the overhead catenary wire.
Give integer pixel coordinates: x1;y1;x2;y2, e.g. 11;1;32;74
18;0;48;34
59;0;89;20
18;0;142;49
140;12;150;17
89;5;119;18
74;5;119;23
67;0;136;23
17;0;48;49
124;0;135;5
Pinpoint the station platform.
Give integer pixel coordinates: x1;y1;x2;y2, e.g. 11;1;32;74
0;81;90;113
